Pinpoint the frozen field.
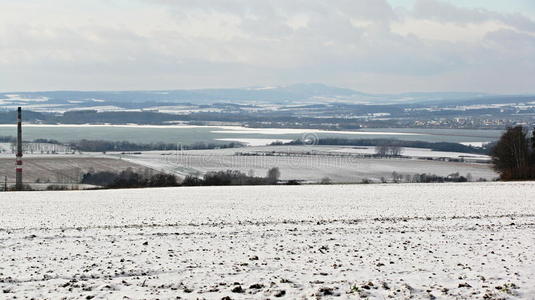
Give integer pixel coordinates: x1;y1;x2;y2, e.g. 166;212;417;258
116;145;497;182
0;156;146;185
0;182;534;299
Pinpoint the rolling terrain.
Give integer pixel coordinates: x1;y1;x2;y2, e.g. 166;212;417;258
0;156;147;186
1;84;534;130
0;182;533;299
116;145;497;183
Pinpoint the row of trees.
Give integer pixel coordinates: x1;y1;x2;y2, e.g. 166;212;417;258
491;126;535;180
182;168;282;186
0;136;242;153
385;171;477;183
70;140;242;152
281;138;489;154
82;168;179;188
375;144;403;156
81;167;284;189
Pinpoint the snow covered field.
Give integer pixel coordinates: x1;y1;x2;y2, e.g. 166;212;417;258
0;156;145;185
1;182;534;299
116;145;496;182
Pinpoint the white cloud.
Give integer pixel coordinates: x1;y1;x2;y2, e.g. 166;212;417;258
391;20;514;42
0;0;534;93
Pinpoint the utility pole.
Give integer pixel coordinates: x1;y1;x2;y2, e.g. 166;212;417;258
16;107;23;191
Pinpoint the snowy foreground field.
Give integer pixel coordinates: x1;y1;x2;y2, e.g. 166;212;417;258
1;183;534;299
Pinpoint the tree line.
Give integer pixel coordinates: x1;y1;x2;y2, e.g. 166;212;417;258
278;138;490;155
69;140;242;152
0;136;242;152
81;167;285;189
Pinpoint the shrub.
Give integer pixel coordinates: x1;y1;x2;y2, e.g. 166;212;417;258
320;177;332;185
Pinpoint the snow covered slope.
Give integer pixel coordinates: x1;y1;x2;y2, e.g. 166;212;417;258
115;146;497;183
0;182;534;299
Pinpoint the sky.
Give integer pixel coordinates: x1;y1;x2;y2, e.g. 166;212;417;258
1;0;535;94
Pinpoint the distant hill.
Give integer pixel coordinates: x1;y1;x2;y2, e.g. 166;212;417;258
0;83;363;106
1;84;533;110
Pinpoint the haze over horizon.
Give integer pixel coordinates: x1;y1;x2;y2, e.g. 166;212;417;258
1;0;535;94
0;83;521;97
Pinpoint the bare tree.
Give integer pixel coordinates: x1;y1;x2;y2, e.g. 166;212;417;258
376;143;403;157
391;171;403;183
375;144;388;156
389;145;403;156
266;167;281;184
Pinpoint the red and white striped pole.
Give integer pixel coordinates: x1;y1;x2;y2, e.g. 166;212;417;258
16;107;23;191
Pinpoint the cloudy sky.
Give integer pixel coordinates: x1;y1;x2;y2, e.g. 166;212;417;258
1;0;534;93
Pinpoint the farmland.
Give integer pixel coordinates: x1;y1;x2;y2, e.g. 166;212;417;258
117;145;497;183
0;156;146;186
0;143;497;188
0;182;534;299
